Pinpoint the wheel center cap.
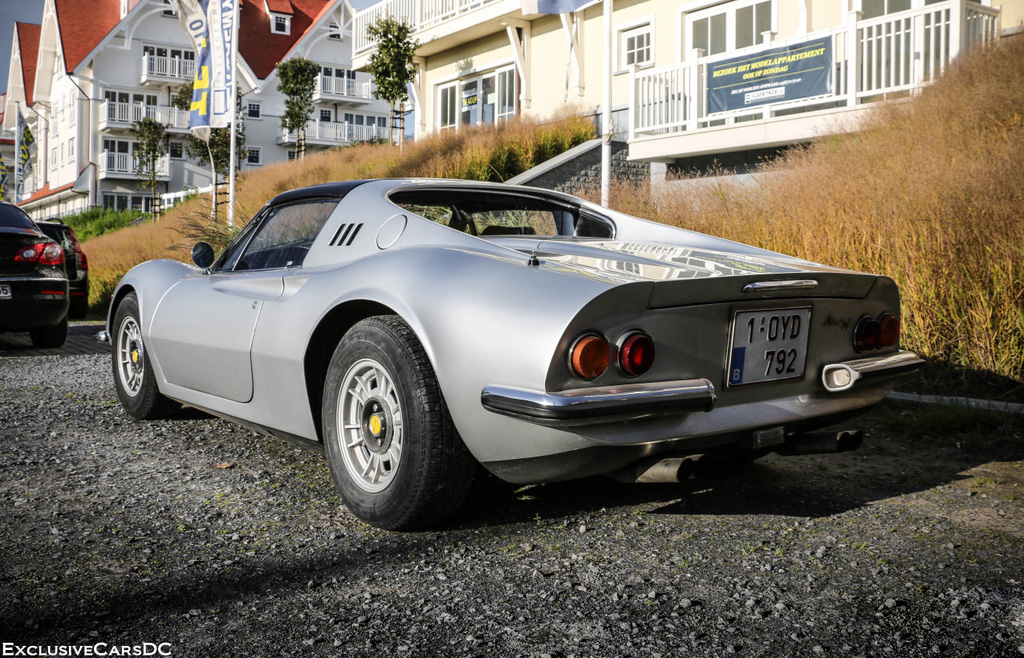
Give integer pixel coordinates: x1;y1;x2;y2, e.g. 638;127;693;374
362;399;391;453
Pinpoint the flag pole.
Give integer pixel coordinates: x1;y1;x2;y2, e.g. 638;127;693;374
601;0;612;208
227;0;240;229
14;102;20;205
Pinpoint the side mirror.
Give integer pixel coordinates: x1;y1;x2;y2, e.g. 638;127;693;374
191;242;215;269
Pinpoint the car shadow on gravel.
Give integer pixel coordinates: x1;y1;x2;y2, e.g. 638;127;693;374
452;409;1024;529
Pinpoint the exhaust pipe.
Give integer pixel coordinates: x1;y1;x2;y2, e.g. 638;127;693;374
777;430;864;456
610;454;704;483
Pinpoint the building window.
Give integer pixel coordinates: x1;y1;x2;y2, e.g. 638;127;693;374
688;0;773;58
247;102;261;119
162;0;177;16
247;148;261;165
272;14;290;35
51;147;58;169
287;150;298;160
169;142;184;159
68;138;75;162
862;0;911;19
439;84;457;131
621;25;652;69
320;109;332;123
328;21;341;40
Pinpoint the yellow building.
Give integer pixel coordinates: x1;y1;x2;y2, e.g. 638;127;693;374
352;0;1017;178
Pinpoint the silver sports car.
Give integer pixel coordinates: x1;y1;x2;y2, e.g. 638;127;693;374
107;179;922;529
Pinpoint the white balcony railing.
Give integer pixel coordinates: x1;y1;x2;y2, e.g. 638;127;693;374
99;150;170;179
632;1;999;139
315;74;375;100
354;0;504;53
280;120;389;145
101;101;191;130
141;54;196;83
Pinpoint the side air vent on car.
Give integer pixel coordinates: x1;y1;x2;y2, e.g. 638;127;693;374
329;223;363;247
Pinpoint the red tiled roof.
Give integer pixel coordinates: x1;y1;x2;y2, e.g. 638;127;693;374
266;0;295;15
54;0;121;73
17;181;76;207
240;0;331;79
16;23;42;106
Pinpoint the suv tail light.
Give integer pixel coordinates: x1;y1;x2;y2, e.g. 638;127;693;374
15;242;65;266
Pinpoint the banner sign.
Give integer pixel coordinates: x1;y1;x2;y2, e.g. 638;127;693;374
706;37;832;114
16;108;35;200
174;0;236;140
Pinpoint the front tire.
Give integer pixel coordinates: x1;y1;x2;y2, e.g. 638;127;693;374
111;292;178;420
323;316;476;530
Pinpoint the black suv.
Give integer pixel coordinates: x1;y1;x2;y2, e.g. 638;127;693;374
36;219;90;319
0;202;69;347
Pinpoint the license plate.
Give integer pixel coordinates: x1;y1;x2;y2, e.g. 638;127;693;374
0;284;10;300
728;307;811;386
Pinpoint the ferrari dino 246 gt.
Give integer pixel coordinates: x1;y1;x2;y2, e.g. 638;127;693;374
106;179;922;528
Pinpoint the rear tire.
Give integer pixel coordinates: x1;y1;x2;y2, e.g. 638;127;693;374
29;316;67;348
322;316;476;530
111;292;179;420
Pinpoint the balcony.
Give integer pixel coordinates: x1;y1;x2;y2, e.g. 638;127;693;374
353;0;518;60
278;120;389;147
98;151;171;181
99;101;191;133
140;54;196;85
629;1;999;161
313;73;375;104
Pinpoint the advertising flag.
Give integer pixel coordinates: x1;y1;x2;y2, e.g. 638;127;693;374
0;152;8;202
174;0;237;140
16;107;35;200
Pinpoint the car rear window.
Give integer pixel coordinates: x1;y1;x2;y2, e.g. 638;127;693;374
0;204;37;230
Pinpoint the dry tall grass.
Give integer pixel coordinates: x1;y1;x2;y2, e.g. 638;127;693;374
595;38;1024;387
84;115;595;307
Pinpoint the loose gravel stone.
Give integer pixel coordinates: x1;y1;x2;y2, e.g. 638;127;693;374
0;348;1023;656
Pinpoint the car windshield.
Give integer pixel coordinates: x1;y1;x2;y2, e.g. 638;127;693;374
390;189;613;239
0;205;38;230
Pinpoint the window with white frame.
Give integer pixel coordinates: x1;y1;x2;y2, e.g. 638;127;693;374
161;0;177;17
272;14;291;35
320;109;332;123
621;24;653;69
247;148;261;165
687;0;774;58
247;102;261;119
169;142;184;159
68;137;75;162
861;0;911;19
437;66;517;132
51;147;58;169
328;21;341;40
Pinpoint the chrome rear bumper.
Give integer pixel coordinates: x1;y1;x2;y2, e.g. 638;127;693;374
481;379;716;427
482;350;922;427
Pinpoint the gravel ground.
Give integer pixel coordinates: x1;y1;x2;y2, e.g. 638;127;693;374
2;333;1024;656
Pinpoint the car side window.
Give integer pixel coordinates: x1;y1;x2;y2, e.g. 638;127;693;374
232;199;339;271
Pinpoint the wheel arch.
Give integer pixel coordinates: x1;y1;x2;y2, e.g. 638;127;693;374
304;299;400;443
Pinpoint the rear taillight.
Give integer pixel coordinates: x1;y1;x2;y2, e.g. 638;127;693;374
15;242;65;266
569;334;611;380
618;332;655;377
69;228;87;269
854;313;900;352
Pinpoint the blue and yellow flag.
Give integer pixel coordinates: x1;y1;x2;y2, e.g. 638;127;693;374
174;0;237;141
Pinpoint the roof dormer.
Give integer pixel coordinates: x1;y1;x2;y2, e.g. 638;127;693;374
264;0;294;35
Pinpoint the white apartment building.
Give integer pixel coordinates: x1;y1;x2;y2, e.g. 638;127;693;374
3;0;390;220
351;0;1018;179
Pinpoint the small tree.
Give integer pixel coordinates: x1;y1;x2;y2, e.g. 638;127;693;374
276;57;319;159
366;16;418;147
129;116;169;220
172;82;246;219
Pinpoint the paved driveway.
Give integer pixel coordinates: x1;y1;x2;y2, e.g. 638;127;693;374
0;321;109;357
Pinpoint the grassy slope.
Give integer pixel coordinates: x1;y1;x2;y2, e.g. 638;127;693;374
85;42;1023;393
